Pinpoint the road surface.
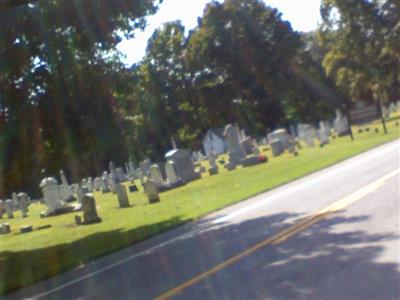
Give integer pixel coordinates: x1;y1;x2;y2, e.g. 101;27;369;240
6;139;400;300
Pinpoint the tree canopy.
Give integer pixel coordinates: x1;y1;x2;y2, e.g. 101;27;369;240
1;0;396;197
0;0;160;196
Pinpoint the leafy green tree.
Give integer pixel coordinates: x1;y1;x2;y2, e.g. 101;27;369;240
0;0;159;196
185;0;302;135
320;0;400;134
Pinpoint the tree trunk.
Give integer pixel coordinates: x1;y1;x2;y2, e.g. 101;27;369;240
376;98;388;135
344;105;354;141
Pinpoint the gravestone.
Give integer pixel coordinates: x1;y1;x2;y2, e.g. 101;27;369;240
165;149;200;182
270;139;284;156
268;129;290;150
224;124;246;164
101;172;111;193
318;129;329;146
107;175;117;194
93;177;102;191
334;109;349;136
144;179;160;204
17;192;28;217
240;137;255;155
76;186;84;203
5;199;13;219
60;170;75;202
87;177;93;192
81;194;102;224
0;223;11;235
241;155;266;167
150;164;165;187
319;121;331;137
81;185;89;194
39;177;65;215
287;141;296;154
297;124;315;148
115;183;130;208
81;178;88;190
20;225;33;233
12;192;18;207
165;161;180;185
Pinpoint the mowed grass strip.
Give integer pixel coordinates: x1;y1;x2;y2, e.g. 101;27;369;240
1;116;399;294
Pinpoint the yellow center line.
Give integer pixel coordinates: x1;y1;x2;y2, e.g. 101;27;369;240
154;170;399;300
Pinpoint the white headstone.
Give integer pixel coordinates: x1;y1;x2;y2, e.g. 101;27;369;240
298;124;316;148
224;124;246;164
87;177;93;192
334;109;349;135
150;165;164;187
165;161;179;185
39;177;64;213
318;129;329;145
165;149;200;182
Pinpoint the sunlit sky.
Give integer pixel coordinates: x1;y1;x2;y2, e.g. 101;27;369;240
117;0;322;65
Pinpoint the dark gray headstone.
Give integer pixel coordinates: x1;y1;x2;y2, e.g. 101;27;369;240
81;194;102;224
115;184;130;208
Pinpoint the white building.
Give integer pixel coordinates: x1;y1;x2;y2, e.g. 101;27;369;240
202;128;227;157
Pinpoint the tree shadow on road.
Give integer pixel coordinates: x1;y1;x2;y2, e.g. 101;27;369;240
3;211;399;300
149;213;400;300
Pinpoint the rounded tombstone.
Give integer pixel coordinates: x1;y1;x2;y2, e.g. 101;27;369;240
39;177;63;212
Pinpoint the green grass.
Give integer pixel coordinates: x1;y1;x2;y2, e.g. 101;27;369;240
1;115;399;295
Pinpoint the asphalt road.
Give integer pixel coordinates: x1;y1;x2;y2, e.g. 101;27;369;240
6;139;400;300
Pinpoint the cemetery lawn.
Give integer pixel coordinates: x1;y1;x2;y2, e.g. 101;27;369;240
1;116;399;295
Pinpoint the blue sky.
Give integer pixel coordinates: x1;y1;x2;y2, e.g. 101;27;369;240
117;0;322;65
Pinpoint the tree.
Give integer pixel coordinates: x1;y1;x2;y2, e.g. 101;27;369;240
0;0;159;197
185;0;302;135
319;0;400;134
